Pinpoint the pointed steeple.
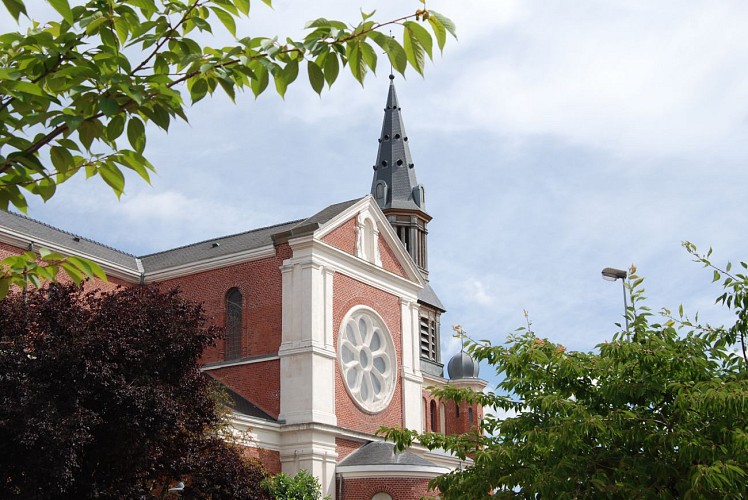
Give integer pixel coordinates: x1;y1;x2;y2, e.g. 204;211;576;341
370;75;426;212
370;75;431;278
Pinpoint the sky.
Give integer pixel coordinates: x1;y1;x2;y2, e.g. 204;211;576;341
5;1;748;389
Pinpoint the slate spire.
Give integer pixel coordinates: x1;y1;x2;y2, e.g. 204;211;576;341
370;75;431;278
370;75;425;212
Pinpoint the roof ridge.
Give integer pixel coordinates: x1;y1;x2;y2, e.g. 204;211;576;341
137;218;305;259
3;210;136;258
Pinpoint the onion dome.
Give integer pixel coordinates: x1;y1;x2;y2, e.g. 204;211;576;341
447;351;480;380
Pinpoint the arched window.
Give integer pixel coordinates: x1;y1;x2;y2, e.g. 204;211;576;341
468;407;474;424
456;403;460;418
356;211;381;266
363;218;376;263
225;288;243;361
430;400;437;432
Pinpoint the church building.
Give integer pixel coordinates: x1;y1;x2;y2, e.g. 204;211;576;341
0;77;486;499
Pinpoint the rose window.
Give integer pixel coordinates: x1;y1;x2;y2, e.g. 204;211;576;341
339;308;396;413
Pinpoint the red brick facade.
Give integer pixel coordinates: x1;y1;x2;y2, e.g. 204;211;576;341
161;243;292;363
333;273;403;434
337;477;436;500
209;360;281;418
335;438;364;462
1;199;477;499
378;235;407;278
323;218;357;255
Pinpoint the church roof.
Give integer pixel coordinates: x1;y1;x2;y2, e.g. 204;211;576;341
0;198;364;276
418;282;445;312
211;377;276;422
370;75;425;213
0;209;138;270
337;441;438;468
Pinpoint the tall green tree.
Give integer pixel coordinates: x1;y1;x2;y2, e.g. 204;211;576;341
0;283;270;499
381;243;748;499
0;0;455;297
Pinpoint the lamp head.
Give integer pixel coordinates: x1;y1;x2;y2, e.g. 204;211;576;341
601;267;627;281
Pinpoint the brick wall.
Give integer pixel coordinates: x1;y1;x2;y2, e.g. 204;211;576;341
160;243;292;363
444;398;484;436
377;235;406;278
209;360;281;419
335;438;364;462
337;477;436;500
323;218;356;255
322;216;408;279
333;273;403;434
244;447;281;475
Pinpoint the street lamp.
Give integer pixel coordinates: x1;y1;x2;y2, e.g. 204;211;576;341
601;267;629;333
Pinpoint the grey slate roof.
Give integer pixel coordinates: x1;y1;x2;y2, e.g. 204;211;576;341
1;199;364;275
338;441;440;468
139;219;302;273
0;210;139;271
418;282;445;312
370;76;425;213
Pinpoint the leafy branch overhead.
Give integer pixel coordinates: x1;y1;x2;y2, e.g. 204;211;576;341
0;0;455;297
0;0;455;213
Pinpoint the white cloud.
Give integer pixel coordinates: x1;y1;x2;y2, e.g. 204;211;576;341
431;1;748;159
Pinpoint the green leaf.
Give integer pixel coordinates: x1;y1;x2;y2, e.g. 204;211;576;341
428;16;447;53
234;0;249;15
30;177;56;201
305;18;347;30
429;11;457;39
403;25;425;76
127;116;146;153
99;162;125;198
60;261;84;284
307;61;324;95
50;146;74;173
360;41;377;72
211;7;236;37
0;68;20;80
323;52;339;87
369;31;406;76
106;114;125;141
250;62;269;97
114;150;152;184
274;61;298;98
10;80;45;97
47;0;73;25
346;42;366;84
1;0;27;22
404;21;433;60
189;77;209;103
100;96;119;116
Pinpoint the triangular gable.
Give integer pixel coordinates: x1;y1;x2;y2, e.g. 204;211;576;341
316;196;424;286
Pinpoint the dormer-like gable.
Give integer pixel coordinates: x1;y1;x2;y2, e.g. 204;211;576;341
315;196;422;286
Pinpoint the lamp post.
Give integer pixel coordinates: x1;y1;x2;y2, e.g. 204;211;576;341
601;267;629;333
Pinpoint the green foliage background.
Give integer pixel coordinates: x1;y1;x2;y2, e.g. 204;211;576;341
382;244;748;499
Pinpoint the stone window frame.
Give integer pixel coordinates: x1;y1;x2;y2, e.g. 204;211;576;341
338;306;397;414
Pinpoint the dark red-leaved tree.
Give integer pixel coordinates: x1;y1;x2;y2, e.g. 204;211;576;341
0;283;269;499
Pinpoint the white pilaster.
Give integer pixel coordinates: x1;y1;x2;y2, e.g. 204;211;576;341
401;298;424;432
279;247;337;426
280;427;338;498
